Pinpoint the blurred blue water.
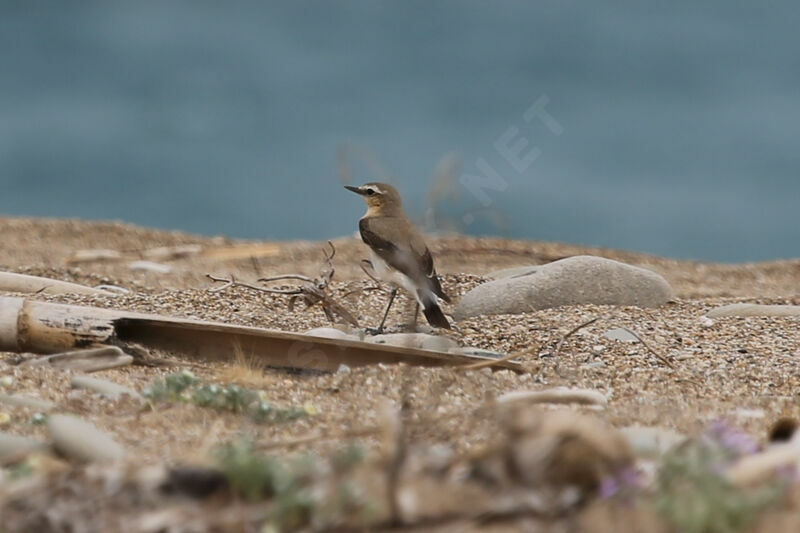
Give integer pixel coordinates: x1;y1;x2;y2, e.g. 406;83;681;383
1;1;798;261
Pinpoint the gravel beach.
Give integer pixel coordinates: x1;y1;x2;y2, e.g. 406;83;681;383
1;217;799;531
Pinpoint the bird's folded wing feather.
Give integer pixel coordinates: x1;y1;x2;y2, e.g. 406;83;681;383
359;217;450;302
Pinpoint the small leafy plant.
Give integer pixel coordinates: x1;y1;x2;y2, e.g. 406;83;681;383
654;420;788;533
214;439;374;531
143;372;309;424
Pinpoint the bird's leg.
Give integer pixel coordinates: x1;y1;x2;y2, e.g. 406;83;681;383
370;287;398;335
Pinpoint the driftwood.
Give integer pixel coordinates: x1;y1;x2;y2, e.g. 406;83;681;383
0;272;116;297
0;297;522;373
19;346;133;373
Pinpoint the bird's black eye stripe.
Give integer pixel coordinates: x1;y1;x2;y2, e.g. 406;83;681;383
366;189;375;195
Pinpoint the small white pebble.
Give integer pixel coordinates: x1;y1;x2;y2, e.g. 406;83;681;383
0;376;13;387
699;316;715;328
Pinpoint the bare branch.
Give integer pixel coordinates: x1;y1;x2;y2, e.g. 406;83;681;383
553;316;601;358
615;326;675;369
257;274;315;284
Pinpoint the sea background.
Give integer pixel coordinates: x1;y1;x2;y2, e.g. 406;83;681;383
1;1;798;262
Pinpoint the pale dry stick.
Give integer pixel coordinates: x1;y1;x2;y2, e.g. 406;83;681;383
458;348;529;372
206;274;305;295
614;327;675;369
552;316;602;358
257;274;316;285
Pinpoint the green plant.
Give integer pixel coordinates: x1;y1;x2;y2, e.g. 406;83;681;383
142;370;199;401
192;383;257;412
654;423;787;533
141;373;308;425
215;440;314;529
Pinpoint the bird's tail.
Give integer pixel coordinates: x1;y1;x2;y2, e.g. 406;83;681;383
418;290;451;329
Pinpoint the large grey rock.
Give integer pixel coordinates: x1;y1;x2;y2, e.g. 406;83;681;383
455;255;673;319
706;304;800;318
47;414;126;463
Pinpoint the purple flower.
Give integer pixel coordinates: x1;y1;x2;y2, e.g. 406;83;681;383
707;419;760;457
599;466;644;499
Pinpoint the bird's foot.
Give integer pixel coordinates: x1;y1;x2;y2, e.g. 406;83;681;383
363;326;385;336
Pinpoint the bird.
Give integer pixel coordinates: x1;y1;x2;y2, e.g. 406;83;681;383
345;182;451;331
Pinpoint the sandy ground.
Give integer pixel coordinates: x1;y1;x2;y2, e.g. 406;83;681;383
1;216;799;531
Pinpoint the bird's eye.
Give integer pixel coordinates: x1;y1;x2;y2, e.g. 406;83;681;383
365;188;375;196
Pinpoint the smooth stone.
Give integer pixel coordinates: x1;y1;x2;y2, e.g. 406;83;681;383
0;432;49;462
0;393;56;412
486;265;540;279
699;316;715;328
620;425;686;459
366;333;459;352
706;304;800;318
455;255;674;319
603;328;640;343
47;414;126;463
303;327;357;341
732;408;766;420
71;375;142;400
129;260;172;274
497;387;608;407
591;345;607;355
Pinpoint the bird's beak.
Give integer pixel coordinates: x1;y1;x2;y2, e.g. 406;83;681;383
344;185;365;195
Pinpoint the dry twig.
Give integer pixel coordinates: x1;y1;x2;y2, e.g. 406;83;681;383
553;316;602;358
207;242;360;327
614;327;675;369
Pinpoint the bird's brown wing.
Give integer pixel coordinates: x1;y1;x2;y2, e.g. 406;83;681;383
359;217;450;302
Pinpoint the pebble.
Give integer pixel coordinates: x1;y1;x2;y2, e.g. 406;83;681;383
47;414;126;463
699;316;715;328
0;392;56;412
129;260;172;274
603;328;640;343
620;425;686;459
366;333;459;352
732;408;766;420
497;387;608;407
706;304;800;318
455;255;674;319
304;327;357;341
71;375;143;400
0;431;50;462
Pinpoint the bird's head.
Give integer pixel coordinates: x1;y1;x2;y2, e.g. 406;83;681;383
344;182;402;214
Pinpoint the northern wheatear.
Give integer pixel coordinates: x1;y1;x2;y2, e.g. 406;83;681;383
345;182;451;331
